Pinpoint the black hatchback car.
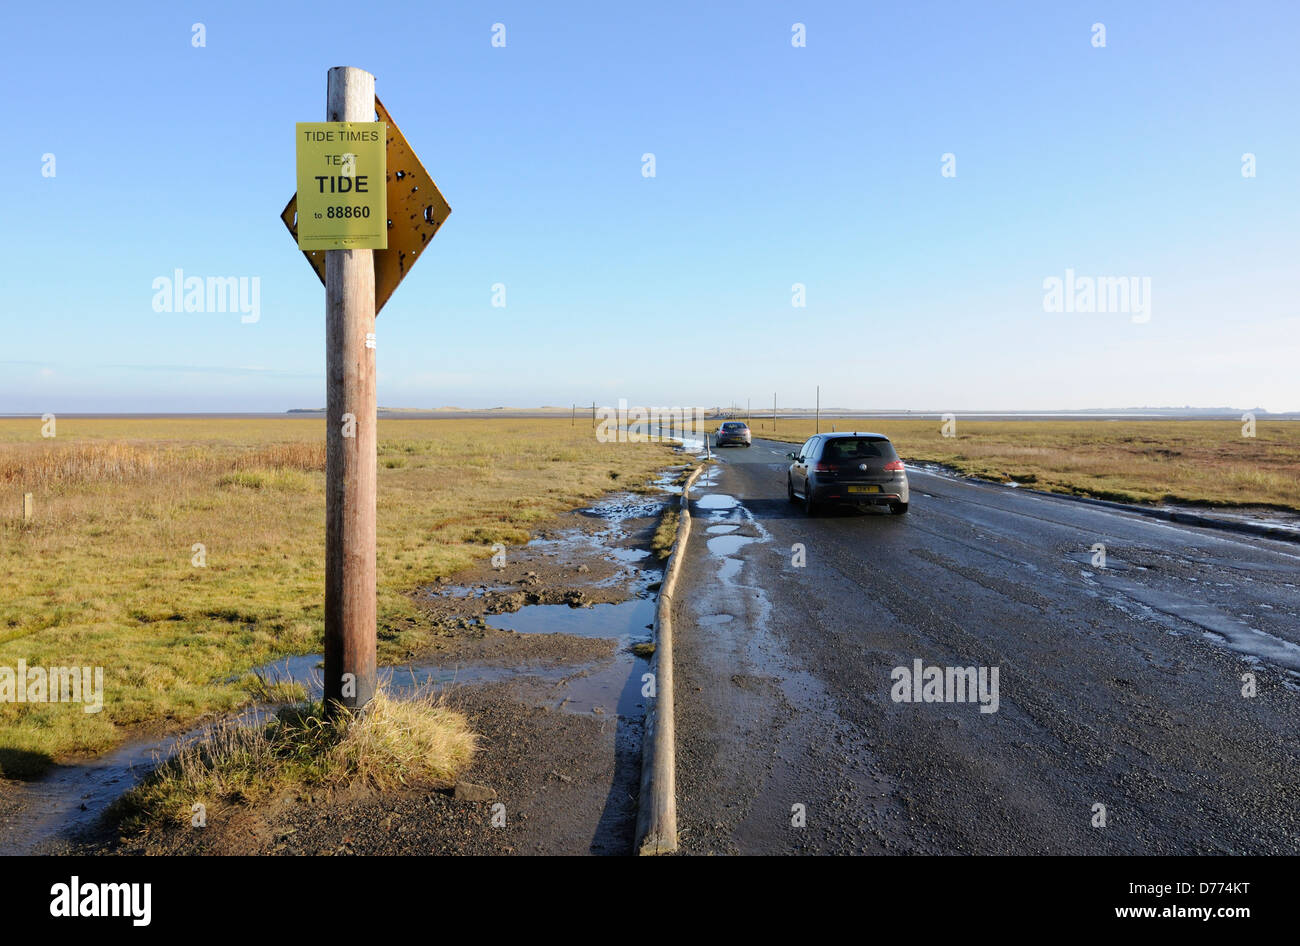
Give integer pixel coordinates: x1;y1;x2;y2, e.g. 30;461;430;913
787;432;909;515
714;421;752;447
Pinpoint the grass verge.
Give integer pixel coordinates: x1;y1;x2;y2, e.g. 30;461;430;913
650;508;680;560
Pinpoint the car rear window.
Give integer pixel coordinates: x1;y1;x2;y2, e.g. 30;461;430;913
821;438;897;460
722;423;746;430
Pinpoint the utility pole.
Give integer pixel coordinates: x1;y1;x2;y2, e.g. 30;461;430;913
816;385;820;433
773;392;777;432
323;66;378;716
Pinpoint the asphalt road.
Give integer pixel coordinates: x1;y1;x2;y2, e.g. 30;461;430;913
671;438;1300;854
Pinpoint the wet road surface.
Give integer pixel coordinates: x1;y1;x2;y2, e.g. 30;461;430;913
672;439;1300;854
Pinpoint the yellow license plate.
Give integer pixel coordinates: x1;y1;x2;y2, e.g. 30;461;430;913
847;485;881;494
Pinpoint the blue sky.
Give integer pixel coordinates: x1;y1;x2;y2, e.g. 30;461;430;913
4;0;1298;412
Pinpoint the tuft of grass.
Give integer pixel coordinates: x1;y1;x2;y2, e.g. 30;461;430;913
112;687;477;833
237;673;308;705
651;507;680;560
217;469;314;491
630;641;656;659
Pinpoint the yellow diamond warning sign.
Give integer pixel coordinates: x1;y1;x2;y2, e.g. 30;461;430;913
282;98;451;314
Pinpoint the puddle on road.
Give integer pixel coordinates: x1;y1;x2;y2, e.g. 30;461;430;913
707;534;758;556
641;425;709;457
716;558;744;582
693;478;772;588
692;467;721;488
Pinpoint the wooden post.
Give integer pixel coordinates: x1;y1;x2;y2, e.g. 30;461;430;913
324;65;378;716
22;493;33;522
592;400;596;427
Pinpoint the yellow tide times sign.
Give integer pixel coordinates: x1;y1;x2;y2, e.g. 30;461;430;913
295;122;387;250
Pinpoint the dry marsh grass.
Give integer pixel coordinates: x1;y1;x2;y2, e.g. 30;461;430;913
747;418;1300;510
0;439;325;490
0;416;678;775
112;687;477;832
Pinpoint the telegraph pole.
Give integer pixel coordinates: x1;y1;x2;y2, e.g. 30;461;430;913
287;68;450;716
323;65;378;715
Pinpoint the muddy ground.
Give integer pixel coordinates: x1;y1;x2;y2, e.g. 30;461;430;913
396;504;666;668
74;685;643;856
6;471;690;857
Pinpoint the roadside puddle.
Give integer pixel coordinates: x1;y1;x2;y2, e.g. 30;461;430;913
693;480;771;587
698;613;736;627
706;534;758;557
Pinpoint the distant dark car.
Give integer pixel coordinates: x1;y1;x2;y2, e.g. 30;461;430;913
714;421;752;447
787;432;909;515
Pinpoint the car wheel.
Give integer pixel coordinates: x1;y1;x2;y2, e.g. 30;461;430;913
804;481;819;516
787;476;797;503
890;501;909;515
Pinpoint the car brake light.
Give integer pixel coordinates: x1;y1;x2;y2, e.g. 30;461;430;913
815;462;834;472
884;460;905;472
